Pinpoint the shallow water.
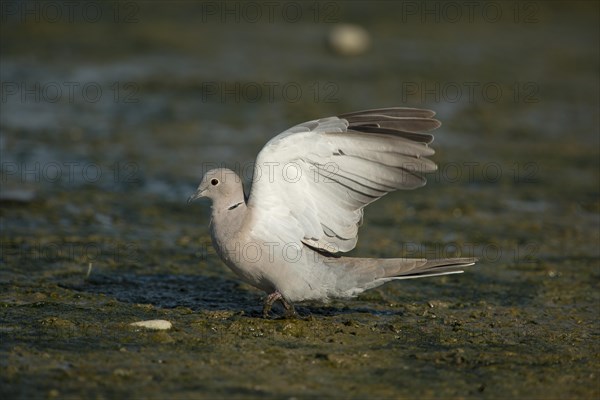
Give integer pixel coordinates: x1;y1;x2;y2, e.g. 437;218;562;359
1;2;599;399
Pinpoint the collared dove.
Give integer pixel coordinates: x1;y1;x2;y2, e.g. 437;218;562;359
188;107;476;317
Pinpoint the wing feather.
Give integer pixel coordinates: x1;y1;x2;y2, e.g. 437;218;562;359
245;107;440;253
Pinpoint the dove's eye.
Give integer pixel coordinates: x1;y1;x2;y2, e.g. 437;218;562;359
211;179;219;186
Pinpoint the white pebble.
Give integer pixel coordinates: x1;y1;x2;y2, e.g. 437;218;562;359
130;319;172;330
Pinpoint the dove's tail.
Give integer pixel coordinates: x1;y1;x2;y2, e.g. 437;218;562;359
325;257;477;298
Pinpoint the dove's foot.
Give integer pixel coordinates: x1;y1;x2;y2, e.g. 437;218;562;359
262;291;297;319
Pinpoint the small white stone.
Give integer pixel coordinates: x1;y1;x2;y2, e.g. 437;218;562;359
130;319;172;330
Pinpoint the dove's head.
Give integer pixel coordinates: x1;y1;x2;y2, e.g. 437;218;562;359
188;168;244;205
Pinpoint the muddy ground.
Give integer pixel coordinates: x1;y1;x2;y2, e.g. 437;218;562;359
1;2;598;399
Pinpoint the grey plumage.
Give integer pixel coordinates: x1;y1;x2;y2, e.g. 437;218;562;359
188;107;477;317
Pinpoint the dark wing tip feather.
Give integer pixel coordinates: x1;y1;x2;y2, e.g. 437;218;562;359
339;107;440;143
339;107;436;119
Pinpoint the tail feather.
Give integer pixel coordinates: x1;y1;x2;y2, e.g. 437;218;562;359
325;257;477;297
390;257;477;279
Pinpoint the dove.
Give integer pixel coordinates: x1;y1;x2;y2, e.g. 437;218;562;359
188;107;476;317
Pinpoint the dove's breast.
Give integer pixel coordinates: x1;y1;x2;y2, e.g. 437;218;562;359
208;203;340;301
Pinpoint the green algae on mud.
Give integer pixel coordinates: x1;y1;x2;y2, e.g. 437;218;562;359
1;247;598;399
2;272;598;400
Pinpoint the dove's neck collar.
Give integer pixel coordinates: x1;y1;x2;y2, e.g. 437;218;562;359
210;194;246;215
228;201;244;210
209;197;247;243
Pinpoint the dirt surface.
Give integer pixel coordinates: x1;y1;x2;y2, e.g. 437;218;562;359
1;2;599;399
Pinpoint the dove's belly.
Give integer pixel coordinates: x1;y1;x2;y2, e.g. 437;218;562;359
210;233;336;301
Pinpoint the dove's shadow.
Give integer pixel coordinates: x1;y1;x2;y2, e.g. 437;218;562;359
66;273;262;314
63;272;387;317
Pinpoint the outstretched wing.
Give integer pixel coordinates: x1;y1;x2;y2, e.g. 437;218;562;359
245;108;440;253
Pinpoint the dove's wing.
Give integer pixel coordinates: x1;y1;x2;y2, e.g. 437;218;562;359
244;108;440;253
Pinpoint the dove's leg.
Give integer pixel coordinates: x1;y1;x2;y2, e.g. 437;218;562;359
263;291;296;318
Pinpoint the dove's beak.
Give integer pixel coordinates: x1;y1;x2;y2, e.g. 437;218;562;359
187;189;207;204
